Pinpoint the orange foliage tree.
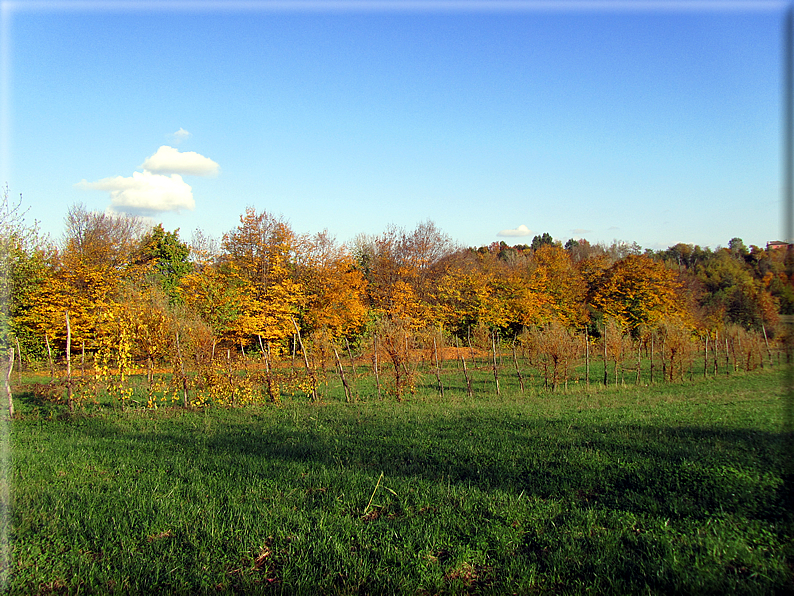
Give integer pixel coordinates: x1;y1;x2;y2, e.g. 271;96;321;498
590;254;685;333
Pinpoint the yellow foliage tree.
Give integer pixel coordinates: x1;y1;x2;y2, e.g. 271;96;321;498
590;255;685;332
218;207;304;347
530;245;588;328
296;231;368;337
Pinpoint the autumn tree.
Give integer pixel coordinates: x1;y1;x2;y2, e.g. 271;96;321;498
24;205;148;359
529;244;588;328
436;255;506;335
177;260;247;345
217;207;303;347
531;320;581;391
436;252;547;336
296;230;367;339
372;317;417;400
5;216;51;364
697;250;779;330
134;224;191;302
357;221;455;328
590;254;684;333
657;318;696;382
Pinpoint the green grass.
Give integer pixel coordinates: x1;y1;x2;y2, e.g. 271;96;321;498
5;366;793;594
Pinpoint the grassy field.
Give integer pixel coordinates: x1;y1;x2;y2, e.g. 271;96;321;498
4;366;793;594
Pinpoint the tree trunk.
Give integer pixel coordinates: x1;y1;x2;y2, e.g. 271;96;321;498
392;355;403;401
614;359;619;387
260;337;278;403
669;347;676;382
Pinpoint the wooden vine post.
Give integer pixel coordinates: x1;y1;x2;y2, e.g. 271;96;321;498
762;324;773;367
45;332;55;385
603;324;608;386
14;335;21;385
332;345;352;402
432;336;444;398
345;337;358;378
175;331;188;408
5;347;13;418
291;318;318;402
259;336;278;403
373;335;382;400
456;336;473;397
65;310;73;413
725;335;730;375
490;331;500;396
344;337;358;399
584;327;590;389
227;348;234;403
511;338;524;394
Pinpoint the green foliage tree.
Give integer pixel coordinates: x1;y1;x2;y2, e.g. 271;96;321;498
135;224;192;302
530;232;554;251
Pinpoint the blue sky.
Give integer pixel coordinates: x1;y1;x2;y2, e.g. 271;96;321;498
1;1;785;252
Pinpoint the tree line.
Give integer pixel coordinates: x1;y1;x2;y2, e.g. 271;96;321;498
2;196;792;408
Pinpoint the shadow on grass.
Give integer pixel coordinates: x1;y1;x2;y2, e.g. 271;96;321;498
43;404;788;526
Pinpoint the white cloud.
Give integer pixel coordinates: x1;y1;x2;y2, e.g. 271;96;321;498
497;224;531;238
76;171;195;214
170;128;191;144
570;228;592;235
78;142;218;215
140;145;219;176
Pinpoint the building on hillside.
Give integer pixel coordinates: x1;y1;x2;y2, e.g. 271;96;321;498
766;241;789;251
